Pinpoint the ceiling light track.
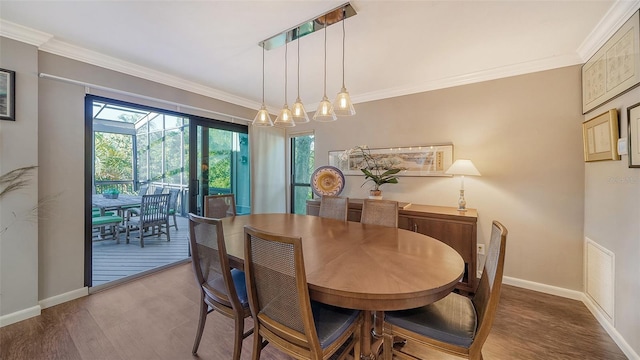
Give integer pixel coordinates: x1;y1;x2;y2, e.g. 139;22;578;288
260;2;356;51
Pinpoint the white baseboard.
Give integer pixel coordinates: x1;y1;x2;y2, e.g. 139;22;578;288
0;287;88;328
503;276;583;300
582;293;640;360
39;287;89;309
505;276;639;360
0;305;41;327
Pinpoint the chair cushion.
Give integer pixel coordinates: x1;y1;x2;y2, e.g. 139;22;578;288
92;216;124;226
209;268;249;307
385;293;477;347
311;301;360;349
92;211;115;217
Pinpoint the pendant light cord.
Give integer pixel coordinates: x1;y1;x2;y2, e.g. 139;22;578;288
341;11;346;87
297;37;301;98
261;44;265;104
323;19;327;96
284;41;288;103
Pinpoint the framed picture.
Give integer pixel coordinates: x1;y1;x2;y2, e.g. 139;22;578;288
627;102;640;167
0;68;16;121
328;144;454;177
582;109;620;162
582;10;640;114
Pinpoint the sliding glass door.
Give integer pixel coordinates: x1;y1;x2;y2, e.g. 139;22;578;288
188;118;250;216
86;95;249;290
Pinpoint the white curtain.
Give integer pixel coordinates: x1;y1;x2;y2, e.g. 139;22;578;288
250;125;286;213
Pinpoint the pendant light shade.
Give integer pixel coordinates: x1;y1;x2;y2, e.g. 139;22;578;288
333;12;355;116
253;105;273;126
291;38;309;123
253;44;273;127
313;19;337;122
291;98;309;123
274;41;296;127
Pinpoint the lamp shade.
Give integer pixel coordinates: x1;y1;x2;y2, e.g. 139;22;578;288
445;160;481;176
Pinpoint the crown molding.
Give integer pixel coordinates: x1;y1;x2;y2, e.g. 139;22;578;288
4;12;628;111
352;53;583;105
39;39;262;111
0;19;262;111
0;19;52;46
577;1;640;61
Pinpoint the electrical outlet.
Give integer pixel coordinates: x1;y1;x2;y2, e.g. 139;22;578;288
477;243;485;255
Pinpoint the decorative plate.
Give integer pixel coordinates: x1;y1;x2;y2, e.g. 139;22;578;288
311;166;345;197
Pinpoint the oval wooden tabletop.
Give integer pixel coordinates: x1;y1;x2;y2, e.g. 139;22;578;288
221;213;464;311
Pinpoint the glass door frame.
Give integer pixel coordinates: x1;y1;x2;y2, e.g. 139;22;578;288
187;117;249;216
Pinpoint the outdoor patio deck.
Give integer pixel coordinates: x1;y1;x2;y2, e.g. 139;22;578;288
92;215;191;287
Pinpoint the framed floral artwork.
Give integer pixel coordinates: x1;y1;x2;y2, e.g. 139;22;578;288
328;144;454;177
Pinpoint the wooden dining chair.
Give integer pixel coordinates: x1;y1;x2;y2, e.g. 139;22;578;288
382;220;508;360
243;225;362;360
204;194;237;218
188;214;253;359
318;195;349;221
361;199;398;228
125;193;170;247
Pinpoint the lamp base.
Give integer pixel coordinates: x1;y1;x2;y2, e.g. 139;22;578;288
457;189;467;211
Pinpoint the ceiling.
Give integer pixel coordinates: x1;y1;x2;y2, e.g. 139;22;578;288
1;1;638;118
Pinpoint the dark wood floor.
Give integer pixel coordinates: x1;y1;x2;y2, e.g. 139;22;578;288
0;263;627;360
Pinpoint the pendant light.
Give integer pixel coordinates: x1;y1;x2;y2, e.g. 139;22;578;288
253;43;273;127
313;18;337;122
291;36;309;123
333;10;355;116
274;41;295;127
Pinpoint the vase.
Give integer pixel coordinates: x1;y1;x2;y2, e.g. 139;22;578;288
369;189;383;200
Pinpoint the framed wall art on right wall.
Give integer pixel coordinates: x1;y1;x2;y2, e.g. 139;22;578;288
582;10;640;114
582;109;620;162
626;102;640;167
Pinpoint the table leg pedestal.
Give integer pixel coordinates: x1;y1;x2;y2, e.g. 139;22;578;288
361;310;376;360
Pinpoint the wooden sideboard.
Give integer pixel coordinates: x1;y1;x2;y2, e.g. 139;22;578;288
306;198;478;293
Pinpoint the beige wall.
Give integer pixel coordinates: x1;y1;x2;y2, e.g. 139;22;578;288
583;87;640;354
0;37;40;319
36;52;263;301
293;65;586;290
1;35;637;357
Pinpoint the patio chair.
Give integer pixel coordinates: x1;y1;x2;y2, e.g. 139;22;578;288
204;194;236;218
154;187;164;195
125;193;170;248
168;188;180;230
138;184;149;196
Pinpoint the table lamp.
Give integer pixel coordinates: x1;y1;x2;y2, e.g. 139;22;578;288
445;159;481;211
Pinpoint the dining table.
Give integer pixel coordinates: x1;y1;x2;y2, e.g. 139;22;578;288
220;213;465;360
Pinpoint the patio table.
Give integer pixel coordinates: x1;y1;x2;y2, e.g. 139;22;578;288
92;194;142;216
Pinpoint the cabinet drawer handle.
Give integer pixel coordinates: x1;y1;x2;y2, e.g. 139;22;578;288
413;223;418;232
